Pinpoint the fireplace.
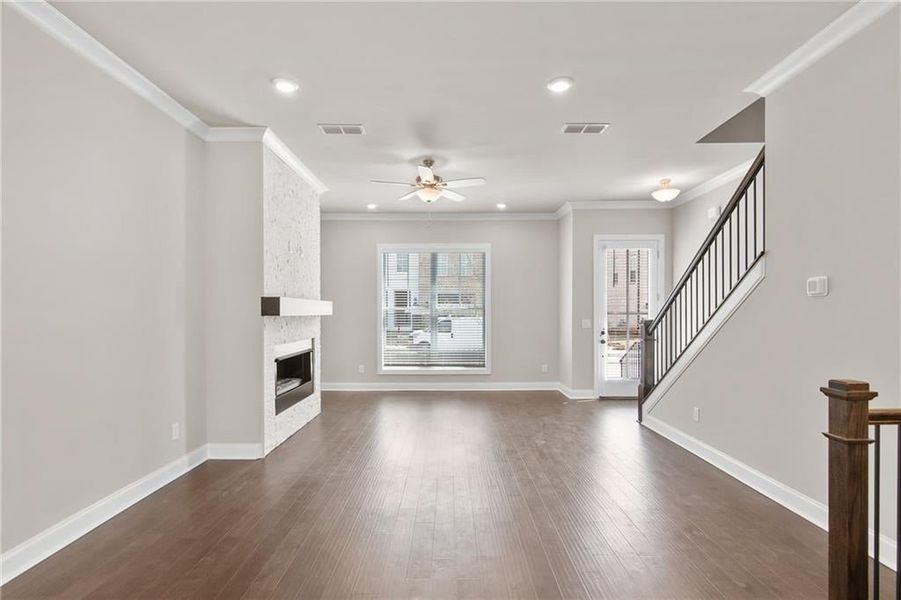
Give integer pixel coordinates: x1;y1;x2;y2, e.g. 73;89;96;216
274;343;314;415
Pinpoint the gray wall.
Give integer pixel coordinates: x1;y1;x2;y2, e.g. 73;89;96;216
650;9;900;537
321;219;560;385
1;9;207;551
672;183;737;277
566;209;673;391
203;143;264;444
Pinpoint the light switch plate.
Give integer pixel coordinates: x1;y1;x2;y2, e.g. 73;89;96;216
581;319;592;329
707;205;722;221
806;276;829;297
692;407;701;423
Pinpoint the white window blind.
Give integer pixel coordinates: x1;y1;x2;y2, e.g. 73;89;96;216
379;246;488;371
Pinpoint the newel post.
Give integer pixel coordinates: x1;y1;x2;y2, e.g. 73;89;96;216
637;319;655;422
820;379;878;600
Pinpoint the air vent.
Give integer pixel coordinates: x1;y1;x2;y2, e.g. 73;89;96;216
318;123;365;135
562;122;609;135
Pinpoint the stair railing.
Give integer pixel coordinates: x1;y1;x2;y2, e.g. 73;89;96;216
821;379;900;599
637;147;765;421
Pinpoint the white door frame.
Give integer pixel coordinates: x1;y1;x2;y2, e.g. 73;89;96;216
593;234;665;399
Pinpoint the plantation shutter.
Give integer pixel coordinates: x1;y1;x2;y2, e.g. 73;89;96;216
381;249;487;369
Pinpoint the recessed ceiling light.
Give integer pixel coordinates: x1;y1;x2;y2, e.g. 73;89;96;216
496;203;507;210
546;76;574;94
272;77;299;95
366;203;377;210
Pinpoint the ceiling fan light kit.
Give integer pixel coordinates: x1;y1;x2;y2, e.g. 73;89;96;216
370;158;486;205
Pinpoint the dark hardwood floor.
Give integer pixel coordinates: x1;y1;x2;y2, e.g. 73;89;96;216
2;391;894;598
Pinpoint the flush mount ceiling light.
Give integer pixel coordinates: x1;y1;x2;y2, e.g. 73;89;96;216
546;76;574;94
272;77;299;95
366;203;377;210
651;178;681;202
496;203;507;210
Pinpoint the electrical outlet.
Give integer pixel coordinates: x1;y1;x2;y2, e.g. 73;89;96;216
357;364;365;374
692;407;701;423
541;364;549;373
171;422;180;441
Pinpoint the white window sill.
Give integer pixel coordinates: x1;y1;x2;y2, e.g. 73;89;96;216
378;366;491;376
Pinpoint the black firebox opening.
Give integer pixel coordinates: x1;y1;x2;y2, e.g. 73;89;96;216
274;347;314;415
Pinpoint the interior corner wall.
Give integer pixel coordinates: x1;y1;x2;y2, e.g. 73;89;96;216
203;143;264;444
649;8;901;540
567;209;674;392
1;7;207;552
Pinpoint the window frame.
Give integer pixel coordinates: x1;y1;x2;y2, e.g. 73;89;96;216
376;243;492;375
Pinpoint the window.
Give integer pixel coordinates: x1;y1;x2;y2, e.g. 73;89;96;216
379;244;490;373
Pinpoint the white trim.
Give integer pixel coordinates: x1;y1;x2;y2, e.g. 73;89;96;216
260;129;329;195
672;160;754;206
745;0;898;97
0;444;208;585
8;1;328;195
376;243;492;376
322;381;560;392
593;234;665;399
204;127;328;195
322;212;558;222
6;0;209;139
206;443;264;460
642;256;766;414
556;200;667;218
642;414;897;570
558;384;596;400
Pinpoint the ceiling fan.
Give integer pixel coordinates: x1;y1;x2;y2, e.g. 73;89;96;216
371;159;486;204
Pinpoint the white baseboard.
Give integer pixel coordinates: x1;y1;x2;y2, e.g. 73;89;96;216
0;442;263;585
558;385;596;400
0;444;207;585
643;257;766;414
206;443;264;460
643;415;897;570
321;381;561;392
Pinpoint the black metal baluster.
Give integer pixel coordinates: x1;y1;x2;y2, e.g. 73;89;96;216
744;192;749;270
896;423;900;600
753;177;758;258
875;424;881;599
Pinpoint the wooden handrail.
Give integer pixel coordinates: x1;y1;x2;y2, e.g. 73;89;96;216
821;379;878;600
649;146;765;331
869;408;901;425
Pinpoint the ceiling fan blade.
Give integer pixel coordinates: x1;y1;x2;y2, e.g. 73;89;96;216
441;189;466;202
418;165;435;183
371;180;415;187
443;177;486;189
397;189;421;201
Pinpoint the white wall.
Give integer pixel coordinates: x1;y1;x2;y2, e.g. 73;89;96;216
650;8;900;540
1;8;207;551
321;219;560;385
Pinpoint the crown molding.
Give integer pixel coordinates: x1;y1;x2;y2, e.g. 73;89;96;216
557;200;668;216
8;0;210;138
9;0;328;195
745;0;898;97
672;159;754;206
322;211;558;222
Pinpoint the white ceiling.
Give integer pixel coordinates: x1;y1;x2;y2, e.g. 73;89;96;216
54;1;851;213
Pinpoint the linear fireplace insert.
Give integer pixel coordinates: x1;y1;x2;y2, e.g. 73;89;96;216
274;346;314;415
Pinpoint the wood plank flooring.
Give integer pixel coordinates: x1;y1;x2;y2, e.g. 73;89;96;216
2;391;894;598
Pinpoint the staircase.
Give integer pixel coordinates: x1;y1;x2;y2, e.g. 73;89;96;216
638;147;766;421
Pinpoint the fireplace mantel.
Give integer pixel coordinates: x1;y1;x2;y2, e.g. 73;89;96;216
261;297;333;317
